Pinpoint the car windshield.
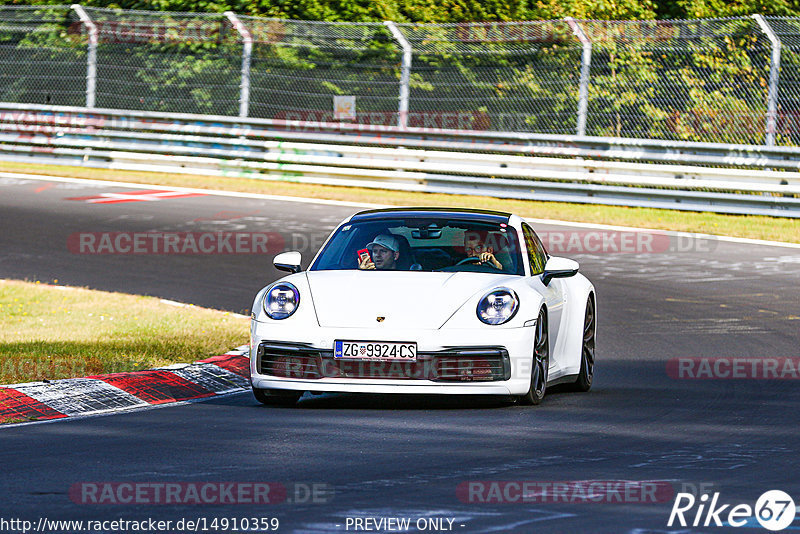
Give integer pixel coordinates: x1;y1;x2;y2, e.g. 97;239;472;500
310;218;524;275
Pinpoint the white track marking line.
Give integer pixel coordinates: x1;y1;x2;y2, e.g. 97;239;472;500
0;171;381;208
159;298;249;319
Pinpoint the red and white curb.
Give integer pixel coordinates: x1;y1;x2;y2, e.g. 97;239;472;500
0;346;251;425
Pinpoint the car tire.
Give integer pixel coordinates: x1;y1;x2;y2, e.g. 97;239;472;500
518;308;548;405
571;296;595;392
252;387;302;406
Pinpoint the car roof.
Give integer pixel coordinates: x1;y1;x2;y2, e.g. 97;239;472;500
349;207;513;224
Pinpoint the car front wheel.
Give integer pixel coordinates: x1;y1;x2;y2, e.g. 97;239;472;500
518;308;548;405
252;387;302;406
571;296;595;392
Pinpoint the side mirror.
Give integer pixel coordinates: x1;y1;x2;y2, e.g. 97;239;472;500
541;256;579;286
273;251;303;274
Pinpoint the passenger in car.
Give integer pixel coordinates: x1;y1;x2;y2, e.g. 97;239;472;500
358;233;422;271
358;234;401;270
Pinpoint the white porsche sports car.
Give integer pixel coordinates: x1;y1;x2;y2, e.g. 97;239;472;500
250;208;596;406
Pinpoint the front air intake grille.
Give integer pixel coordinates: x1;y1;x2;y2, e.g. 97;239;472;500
258;343;510;382
427;348;510;382
258;342;326;380
320;359;422;380
321;347;510;381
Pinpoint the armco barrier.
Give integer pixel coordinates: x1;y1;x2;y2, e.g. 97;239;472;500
1;103;799;218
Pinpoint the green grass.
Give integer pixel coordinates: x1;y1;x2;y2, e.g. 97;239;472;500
2;161;799;244
0;279;249;384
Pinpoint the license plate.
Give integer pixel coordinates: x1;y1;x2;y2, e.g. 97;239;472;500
334;340;417;361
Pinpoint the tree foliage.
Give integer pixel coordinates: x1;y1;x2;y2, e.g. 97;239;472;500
6;0;800;21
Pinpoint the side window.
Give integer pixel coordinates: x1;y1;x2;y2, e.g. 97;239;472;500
522;224;547;275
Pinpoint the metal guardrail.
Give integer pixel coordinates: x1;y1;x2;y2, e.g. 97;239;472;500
1;103;799;218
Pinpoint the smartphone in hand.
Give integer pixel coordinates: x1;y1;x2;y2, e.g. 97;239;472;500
357;248;371;265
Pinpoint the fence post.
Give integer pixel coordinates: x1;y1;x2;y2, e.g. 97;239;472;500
71;4;97;108
225;11;253;118
565;17;591;137
752;14;781;146
383;21;412;129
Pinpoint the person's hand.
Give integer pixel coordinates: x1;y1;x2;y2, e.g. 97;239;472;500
478;252;502;269
358;255;375;270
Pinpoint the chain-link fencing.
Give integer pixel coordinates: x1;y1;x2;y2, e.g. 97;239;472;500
395;21;583;134
243;18;402;124
762;17;800;145
78;7;242;116
0;5;87;107
4;6;800;145
581;18;773;144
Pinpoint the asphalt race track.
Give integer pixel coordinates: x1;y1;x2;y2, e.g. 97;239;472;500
1;174;799;533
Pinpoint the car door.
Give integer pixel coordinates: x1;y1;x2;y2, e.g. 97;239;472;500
522;223;565;374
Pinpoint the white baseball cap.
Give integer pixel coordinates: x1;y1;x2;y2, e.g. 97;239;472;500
367;234;399;253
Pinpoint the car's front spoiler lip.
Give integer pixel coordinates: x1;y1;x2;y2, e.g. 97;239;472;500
251;375;515;395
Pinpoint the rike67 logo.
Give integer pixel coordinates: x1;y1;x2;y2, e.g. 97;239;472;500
668;490;796;531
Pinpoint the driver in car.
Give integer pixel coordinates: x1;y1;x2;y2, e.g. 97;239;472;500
358;234;400;270
463;231;504;270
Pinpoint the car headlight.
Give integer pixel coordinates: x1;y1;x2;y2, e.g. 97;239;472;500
263;282;300;320
476;288;519;325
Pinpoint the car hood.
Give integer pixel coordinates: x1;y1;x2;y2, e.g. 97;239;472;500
305;270;514;329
